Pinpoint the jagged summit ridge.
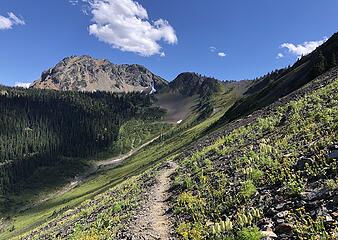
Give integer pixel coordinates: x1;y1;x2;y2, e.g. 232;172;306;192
31;55;168;93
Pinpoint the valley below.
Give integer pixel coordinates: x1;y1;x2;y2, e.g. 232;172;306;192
0;32;338;240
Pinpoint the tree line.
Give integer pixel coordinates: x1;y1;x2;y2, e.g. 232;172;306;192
0;87;164;194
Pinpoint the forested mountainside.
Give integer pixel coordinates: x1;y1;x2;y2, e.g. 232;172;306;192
164;73;222;96
217;32;338;124
31;55;168;93
17;67;338;240
0;87;165;194
0;68;247;238
1;32;337;240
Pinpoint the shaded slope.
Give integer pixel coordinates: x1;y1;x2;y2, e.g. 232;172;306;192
6;88;229;240
154;72;250;124
15;67;338;240
171;67;338;239
218;32;338;124
153;93;199;123
0;87;164;197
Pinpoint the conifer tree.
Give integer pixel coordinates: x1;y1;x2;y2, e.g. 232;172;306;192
331;52;337;67
0;87;164;193
314;50;327;75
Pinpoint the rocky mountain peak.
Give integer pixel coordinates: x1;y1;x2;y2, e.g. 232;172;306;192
168;72;219;96
32;55;168;93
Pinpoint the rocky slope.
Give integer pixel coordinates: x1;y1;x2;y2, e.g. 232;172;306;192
17;67;338;240
154;72;250;123
31;55;168;93
6;33;338;240
170;67;338;239
218;31;338;124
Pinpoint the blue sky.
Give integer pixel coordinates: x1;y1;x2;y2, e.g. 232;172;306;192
0;0;338;87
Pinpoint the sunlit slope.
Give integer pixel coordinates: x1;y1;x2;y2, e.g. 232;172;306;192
172;68;338;239
13;68;338;239
218;32;338;125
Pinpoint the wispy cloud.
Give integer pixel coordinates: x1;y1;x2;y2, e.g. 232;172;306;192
69;0;79;6
209;46;217;52
276;53;284;59
0;12;25;30
210;47;227;58
280;37;327;58
15;82;31;88
218;52;226;57
86;0;177;57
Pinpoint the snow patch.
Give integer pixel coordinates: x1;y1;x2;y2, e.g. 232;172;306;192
149;85;157;94
177;120;183;124
15;82;31;88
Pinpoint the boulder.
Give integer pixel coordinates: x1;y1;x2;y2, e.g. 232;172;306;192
328;150;338;159
261;230;278;239
275;223;293;234
295;157;314;171
276;210;289;218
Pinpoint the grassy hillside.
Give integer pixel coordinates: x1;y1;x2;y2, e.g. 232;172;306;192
218;32;338;125
1;36;337;240
110;119;172;156
0;87;173;229
155;72;249;124
0;83;236;239
172;68;338;239
12;68;337;240
1;113;223;239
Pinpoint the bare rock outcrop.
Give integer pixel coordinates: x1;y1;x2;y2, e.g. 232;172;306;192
31;55;167;93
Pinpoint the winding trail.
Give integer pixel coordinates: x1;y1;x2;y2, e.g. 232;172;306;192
97;135;160;168
19;136;161;212
127;161;177;239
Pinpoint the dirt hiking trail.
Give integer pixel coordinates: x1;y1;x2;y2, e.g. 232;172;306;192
127;161;178;239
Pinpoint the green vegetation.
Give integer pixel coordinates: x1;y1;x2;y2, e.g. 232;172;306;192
0;119;170;221
1;34;338;240
110;119;171;156
172;78;338;239
0;94;229;239
217;32;338;125
0;87;165;195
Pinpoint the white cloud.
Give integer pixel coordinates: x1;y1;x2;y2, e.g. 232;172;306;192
82;7;90;16
15;82;31;88
276;53;284;59
87;0;177;56
160;52;165;57
69;0;79;6
209;46;217;52
280;37;327;58
0;12;25;30
218;52;226;57
210;47;227;58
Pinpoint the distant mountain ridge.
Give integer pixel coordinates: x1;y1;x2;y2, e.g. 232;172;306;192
217;31;338;124
31;55;168;93
165;72;223;96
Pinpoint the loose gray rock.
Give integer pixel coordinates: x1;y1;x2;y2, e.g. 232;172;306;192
328;150;338;159
31;55;167;93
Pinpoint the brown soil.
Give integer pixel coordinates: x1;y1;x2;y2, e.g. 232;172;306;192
126;161;177;239
154;93;199;123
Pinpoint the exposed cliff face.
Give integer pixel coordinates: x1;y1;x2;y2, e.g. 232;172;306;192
31;55;168;93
